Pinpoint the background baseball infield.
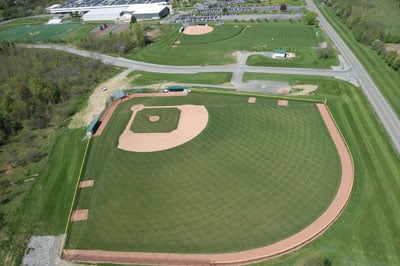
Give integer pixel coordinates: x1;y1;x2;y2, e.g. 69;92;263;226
66;92;341;253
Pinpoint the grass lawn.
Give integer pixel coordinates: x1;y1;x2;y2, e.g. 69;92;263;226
344;0;400;38
64;24;98;43
0;17;49;33
129;21;328;66
131;108;181;133
129;71;232;86
66;92;341;253
0;129;86;265
246;48;339;69
0;24;82;42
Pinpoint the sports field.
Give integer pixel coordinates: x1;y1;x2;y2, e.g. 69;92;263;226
66;92;341;253
131;22;326;66
0;24;82;42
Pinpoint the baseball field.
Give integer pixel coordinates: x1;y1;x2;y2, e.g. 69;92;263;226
65;92;341;254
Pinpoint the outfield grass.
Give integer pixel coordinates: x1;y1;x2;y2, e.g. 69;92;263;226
131;108;181;133
233;76;400;265
66;92;341;253
129;22;327;66
129;71;232;86
0;24;82;42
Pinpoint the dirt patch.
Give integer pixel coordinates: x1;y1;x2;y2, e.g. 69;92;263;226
183;25;214;35
386;43;400;57
290;84;318;96
278;100;288;106
63;103;354;265
69;69;133;129
118;105;208;152
248;97;256;103
79;180;94;188
71;210;88;222
149;115;160;122
146;28;161;40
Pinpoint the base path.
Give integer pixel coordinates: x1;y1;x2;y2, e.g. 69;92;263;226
94;92;187;136
118;105;209;152
63;103;353;265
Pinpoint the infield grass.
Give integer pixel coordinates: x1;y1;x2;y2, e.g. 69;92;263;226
131;108;181;133
66;92;341;253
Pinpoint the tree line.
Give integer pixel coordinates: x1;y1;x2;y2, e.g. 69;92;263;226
77;23;150;54
0;42;116;145
0;0;58;21
322;0;400;73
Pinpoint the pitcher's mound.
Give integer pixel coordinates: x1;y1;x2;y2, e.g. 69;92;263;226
149;115;160;122
183;25;214;35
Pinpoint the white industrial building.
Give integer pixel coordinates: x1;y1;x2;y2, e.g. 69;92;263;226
47;1;171;22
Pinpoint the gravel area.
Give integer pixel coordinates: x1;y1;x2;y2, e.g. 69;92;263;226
239;80;290;94
22;235;65;266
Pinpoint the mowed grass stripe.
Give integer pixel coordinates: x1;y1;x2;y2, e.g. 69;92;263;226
67;93;341;253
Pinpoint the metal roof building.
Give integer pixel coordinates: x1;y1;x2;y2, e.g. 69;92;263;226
47;1;170;22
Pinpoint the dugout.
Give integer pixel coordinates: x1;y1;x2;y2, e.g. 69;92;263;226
166;86;188;92
87;118;100;136
112;89;126;101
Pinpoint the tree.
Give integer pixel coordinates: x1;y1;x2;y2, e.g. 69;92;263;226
280;4;287;12
130;15;137;25
317;45;334;59
303;11;318;25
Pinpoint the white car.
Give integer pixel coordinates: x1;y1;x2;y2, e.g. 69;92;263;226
101;87;108;92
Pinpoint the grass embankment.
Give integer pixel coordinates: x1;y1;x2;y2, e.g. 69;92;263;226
316;2;400;118
1;129;86;265
129;21;330;66
66;92;340;253
129;71;233;86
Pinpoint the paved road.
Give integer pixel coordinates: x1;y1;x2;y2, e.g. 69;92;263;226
306;0;400;153
27;44;353;78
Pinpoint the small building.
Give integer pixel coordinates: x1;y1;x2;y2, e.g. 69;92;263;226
112;89;126;101
272;49;287;59
87;118;100;136
166;86;188;92
123;3;170;20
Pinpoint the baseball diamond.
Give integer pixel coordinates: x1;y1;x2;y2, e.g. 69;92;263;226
64;92;353;264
